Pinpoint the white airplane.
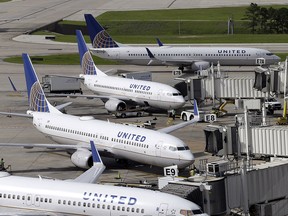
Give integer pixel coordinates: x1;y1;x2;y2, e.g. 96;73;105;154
0;53;199;169
85;14;280;72
0;141;208;216
75;29;185;112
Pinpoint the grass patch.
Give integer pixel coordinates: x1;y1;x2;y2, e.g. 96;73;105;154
97;5;288;21
35;5;288;44
16;6;288;65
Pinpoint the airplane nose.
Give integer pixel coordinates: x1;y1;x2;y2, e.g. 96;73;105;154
178;151;195;168
174;97;186;108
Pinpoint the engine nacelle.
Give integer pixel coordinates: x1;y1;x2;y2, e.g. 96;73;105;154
71;149;93;169
104;98;126;112
191;61;210;71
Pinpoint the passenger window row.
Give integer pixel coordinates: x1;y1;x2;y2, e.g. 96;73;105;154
112;138;149;149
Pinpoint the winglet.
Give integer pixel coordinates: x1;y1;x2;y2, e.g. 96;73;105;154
156;38;164;46
194;99;199;117
146;47;155;59
8;76;17;92
73;141;105;183
90;140;102;164
84;14;119;48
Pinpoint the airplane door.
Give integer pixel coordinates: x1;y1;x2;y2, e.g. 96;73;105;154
34;195;40;207
26;194;32;206
155;141;162;157
112;51;120;59
158;203;168;215
157;89;163;101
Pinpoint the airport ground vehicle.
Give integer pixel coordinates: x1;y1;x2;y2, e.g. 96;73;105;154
181;110;204;122
264;98;282;110
114;110;144;118
181;110;217;123
42;75;82;94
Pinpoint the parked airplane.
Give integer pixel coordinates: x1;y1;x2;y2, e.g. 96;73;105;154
76;29;185;112
0;141;207;216
0;53;199;169
85;14;280;72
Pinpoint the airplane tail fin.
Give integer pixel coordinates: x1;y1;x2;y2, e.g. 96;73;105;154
76;30;106;76
22;53;61;114
84;14;119;48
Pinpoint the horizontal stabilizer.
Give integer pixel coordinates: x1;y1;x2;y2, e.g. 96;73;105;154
0;111;32;118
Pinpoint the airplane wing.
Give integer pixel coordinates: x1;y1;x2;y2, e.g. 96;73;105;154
157;117;199;133
0;207;64;216
0;143;80;149
0;142;105;183
157;99;200;134
145;47;206;67
47;93;136;104
73;141;105;183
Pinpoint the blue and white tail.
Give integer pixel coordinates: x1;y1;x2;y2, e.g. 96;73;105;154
84;14;119;48
76;30;106;76
22;53;61;114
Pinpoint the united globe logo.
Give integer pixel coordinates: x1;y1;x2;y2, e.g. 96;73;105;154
29;82;49;112
93;30;118;48
82;52;96;75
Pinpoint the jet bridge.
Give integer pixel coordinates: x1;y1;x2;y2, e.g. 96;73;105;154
159;157;288;216
182;63;285;115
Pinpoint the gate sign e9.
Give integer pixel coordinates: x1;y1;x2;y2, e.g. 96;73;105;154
164;165;179;177
204;114;217;123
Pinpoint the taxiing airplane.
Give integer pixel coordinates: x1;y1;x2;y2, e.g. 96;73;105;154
0;53;199;169
0;141;207;216
85;14;280;72
76;29;185;112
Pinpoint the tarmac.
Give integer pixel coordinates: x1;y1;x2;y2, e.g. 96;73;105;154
0;0;286;188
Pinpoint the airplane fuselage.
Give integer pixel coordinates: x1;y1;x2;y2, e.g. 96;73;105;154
0;172;206;215
31;112;194;168
90;46;280;68
82;74;185;110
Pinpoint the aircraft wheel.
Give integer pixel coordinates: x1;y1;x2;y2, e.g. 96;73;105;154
182;114;187;121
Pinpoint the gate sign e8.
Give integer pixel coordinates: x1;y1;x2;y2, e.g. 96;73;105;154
164;165;179;177
204;114;217;123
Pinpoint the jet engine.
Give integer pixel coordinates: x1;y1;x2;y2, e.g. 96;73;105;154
191;61;210;71
104;98;126;112
71;149;93;169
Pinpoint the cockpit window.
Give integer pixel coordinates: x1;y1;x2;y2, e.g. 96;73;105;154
172;92;182;96
180;209;192;216
169;146;177;151
180;209;203;216
193;209;204;214
266;53;274;56
177;146;190;151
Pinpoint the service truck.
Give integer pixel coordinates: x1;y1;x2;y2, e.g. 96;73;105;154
42;75;82;94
